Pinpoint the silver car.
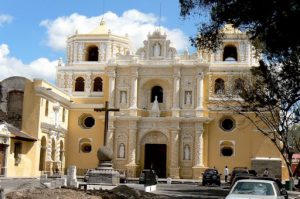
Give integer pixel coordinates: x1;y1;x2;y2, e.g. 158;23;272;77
226;179;286;199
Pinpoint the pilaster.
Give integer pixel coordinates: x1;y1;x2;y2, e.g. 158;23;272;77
196;71;204;117
170;130;180;178
126;125;139;177
172;66;181;117
192;123;205;178
108;68;116;107
129;67;138;116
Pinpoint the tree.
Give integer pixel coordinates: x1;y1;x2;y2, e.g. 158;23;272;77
218;61;300;178
179;0;300;178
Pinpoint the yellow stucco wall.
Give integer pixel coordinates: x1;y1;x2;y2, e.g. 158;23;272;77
207;111;284;176
6;79;70;177
66;109;105;170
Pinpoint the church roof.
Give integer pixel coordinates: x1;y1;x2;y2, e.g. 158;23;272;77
88;18;110;35
0;121;37;141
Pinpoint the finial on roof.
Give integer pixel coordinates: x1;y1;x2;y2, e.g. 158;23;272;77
100;17;105;26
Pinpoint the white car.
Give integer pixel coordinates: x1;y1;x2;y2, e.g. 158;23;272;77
226;179;286;199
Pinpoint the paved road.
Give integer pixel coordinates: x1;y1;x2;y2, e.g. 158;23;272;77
154;184;229;199
1;178;300;198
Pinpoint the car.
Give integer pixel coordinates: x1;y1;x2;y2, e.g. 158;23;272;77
139;169;158;185
229;167;250;184
226;179;287;199
230;173;256;187
202;168;221;186
231;176;288;199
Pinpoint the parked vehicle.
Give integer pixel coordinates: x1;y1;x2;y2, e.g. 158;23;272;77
139;169;158;185
229;167;250;184
226;179;287;199
202;168;221;186
230;176;288;199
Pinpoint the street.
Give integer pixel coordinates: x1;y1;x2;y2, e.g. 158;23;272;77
1;178;300;198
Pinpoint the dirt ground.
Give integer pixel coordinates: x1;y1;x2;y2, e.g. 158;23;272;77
6;185;169;199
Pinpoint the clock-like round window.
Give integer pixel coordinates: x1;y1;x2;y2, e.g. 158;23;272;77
220;117;235;131
79;114;95;129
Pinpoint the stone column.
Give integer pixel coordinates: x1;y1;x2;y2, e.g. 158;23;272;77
129;67;138;116
196;71;204;116
170;130;180;178
192;123;205;178
126;123;139;177
172;66;181;117
3;144;8;177
66;72;73;95
106;41;112;61
74;42;78;62
85;73;91;94
108;68;116;107
78;42;84;62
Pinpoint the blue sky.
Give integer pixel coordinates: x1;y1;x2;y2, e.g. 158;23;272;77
0;0;201;82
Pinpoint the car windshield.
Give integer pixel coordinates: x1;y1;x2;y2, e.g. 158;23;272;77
232;181;275;196
205;169;218;174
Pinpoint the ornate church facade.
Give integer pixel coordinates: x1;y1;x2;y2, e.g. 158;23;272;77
0;20;287;179
55;21;284;179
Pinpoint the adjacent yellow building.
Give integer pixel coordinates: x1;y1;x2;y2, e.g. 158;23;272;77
0;22;288;180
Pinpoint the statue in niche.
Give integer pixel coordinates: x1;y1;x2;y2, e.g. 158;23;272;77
118;143;125;158
185;91;192;105
150;96;160;117
153;43;161;57
140;50;145;59
120;91;127;104
168;50;173;59
184;145;190;160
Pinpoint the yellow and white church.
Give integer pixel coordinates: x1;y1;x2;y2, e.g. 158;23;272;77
0;20;288;179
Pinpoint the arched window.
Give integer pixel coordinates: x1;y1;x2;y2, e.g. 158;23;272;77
151;86;163;103
86;46;99;61
223;45;237;61
234;78;245;94
214;79;225;94
75;77;85;92
93;77;103;92
220;141;235;157
79;138;92;153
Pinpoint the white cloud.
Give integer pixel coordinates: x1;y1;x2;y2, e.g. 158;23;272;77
0;14;13;26
40;9;189;52
0;44;57;83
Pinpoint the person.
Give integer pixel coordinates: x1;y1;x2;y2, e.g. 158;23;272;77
263;168;269;177
224;166;229;183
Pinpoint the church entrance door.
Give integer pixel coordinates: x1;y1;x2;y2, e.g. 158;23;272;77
0;144;5;175
144;144;166;178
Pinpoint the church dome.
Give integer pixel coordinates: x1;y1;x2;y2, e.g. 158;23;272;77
88;18;110;35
